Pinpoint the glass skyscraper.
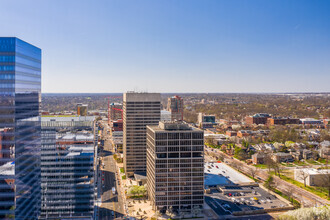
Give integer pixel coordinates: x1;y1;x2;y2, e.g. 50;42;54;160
0;37;41;219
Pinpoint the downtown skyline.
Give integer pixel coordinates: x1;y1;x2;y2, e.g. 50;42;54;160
1;0;330;93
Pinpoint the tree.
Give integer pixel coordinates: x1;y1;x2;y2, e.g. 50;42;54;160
137;185;146;197
283;187;295;203
205;136;215;146
273;161;283;177
217;154;224;162
264;175;275;190
264;153;273;172
248;166;259;180
298;168;309;187
128;185;139;197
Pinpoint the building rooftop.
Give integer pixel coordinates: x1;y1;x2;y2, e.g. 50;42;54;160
252;113;271;118
204;162;252;186
297;168;330;175
0;161;15;176
42;116;95;121
300;118;322;122
56;132;94;142
65;145;94;157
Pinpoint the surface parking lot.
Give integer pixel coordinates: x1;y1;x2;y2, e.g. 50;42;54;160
206;186;288;217
204;162;289;217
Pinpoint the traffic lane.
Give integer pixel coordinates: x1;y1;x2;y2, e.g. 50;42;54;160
103;156;124;216
108;156;125;216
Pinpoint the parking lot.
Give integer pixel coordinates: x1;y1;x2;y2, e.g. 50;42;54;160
204;162;289;217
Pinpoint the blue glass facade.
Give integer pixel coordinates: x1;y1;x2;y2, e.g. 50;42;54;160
0;37;41;219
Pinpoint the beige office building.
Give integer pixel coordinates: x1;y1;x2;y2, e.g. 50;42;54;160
123;92;161;177
146;121;204;215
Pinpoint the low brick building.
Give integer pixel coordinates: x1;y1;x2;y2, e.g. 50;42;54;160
252;153;266;165
245;113;271;125
267;117;300;126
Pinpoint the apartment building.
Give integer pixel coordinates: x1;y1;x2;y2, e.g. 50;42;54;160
146;121;204;215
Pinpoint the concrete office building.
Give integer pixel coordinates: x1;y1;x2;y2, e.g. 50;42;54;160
40;116;97;219
167;96;184;121
123;92;161;177
146;121;204;215
0;37;41;219
294;168;330;187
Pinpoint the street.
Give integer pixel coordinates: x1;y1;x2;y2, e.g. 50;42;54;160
98;123;125;220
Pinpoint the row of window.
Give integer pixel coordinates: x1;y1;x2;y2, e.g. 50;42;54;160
156;152;202;159
155;196;204;201
155;200;203;206
156;146;203;152
155;140;203;146
155;132;203;140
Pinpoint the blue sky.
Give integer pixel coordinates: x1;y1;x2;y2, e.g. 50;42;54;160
1;0;329;93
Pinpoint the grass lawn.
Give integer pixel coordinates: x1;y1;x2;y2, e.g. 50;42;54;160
253;164;268;169
272;188;300;208
306;159;320;165
281;162;295;167
317;158;329;164
293;161;308;166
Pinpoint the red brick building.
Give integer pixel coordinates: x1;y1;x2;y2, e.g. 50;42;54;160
245;113;271;125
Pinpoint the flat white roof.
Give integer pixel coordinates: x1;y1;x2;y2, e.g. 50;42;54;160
297;168;330;175
204;162;252;186
0;161;14;176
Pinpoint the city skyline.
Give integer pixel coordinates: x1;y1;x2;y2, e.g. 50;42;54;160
1;0;330;93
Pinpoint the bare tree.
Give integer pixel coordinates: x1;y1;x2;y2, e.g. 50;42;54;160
298;168;309;187
283;187;295;203
248;166;259;180
274;162;284;177
217;154;224;162
264;153;274;173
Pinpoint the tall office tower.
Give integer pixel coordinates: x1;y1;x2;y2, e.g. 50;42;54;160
40;116;97;219
123;92;161;177
0;37;41;219
167;96;184;121
77;103;88;116
146;121;204;215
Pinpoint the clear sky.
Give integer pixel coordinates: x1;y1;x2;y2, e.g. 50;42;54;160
1;0;329;93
